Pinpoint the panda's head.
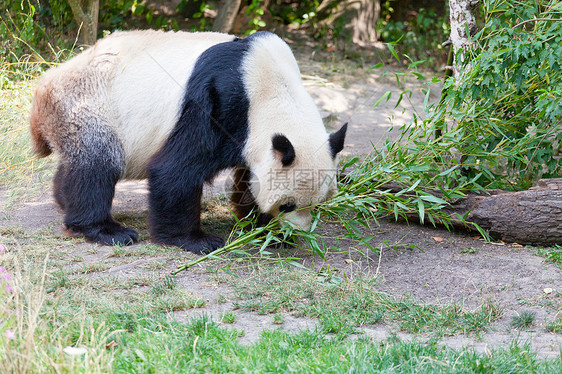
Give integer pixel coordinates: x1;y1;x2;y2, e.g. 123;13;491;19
240;32;348;230
249;124;347;230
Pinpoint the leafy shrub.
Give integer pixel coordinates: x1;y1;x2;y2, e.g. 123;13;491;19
243;0;267;34
437;0;562;189
0;1;63;64
1;0;178;73
270;0;321;27
379;7;450;65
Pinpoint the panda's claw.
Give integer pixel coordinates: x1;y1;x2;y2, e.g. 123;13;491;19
68;222;139;246
95;229;139;246
153;232;225;254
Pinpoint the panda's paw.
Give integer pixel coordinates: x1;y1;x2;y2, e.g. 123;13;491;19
153;232;225;254
97;227;139;246
183;233;225;254
74;223;139;246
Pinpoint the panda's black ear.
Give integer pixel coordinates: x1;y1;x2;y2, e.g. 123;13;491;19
272;134;295;167
329;123;348;158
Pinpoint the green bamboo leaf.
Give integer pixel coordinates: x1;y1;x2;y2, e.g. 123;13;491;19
409;60;426;68
287;261;308;269
387;43;399;61
374;91;392;107
417;198;425;224
405;179;422;193
420;194;447;204
342;157;359;173
439;165;459;176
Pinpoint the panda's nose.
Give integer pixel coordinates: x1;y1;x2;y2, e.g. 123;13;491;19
279;202;297;213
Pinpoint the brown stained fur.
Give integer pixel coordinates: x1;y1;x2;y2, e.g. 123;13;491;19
230;166;273;226
29;66;98;160
230;166;256;219
29;85;53;157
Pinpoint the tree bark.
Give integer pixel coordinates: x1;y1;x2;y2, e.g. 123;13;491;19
212;0;242;33
316;0;380;46
382;179;562;246
351;0;380;45
449;179;562;245
68;0;99;46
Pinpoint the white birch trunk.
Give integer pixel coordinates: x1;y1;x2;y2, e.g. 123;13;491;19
448;0;477;80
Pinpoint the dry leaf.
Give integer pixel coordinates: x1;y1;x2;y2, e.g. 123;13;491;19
543;288;553;294
326;45;336;52
344;259;354;264
511;243;523;247
432;237;444;242
105;340;118;349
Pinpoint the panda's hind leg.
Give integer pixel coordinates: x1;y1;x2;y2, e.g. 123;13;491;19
56;128;138;246
53;163;68;210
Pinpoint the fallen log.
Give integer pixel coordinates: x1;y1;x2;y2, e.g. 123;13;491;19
383;178;562;246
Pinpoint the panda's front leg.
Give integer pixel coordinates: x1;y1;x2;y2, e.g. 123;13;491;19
147;168;224;254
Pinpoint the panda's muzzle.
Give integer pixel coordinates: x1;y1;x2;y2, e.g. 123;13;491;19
279;202;297;213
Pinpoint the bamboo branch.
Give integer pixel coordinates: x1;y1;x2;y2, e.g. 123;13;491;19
513;17;562;28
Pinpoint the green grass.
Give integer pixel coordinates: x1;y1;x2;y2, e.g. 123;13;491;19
151;274;177;296
273;313;285;324
536;245;562;269
230;267;503;338
221;311;237;324
3;228;559;372
2;262;558;374
546;314;562;333
0;72;54;206
3;305;559;373
511;311;536;329
108;315;560;373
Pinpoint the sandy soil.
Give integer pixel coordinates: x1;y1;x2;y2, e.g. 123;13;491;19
1;43;560;358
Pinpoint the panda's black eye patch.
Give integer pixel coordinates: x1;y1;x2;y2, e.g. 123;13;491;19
279;202;297;213
272;134;295;167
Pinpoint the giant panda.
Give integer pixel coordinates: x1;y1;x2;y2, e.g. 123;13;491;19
30;30;347;254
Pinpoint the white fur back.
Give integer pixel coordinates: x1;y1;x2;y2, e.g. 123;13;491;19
108;31;235;177
42;30;235;178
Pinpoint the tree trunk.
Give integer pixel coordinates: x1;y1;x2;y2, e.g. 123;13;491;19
351;0;380;45
382;179;562;246
212;0;242;33
448;179;562;245
448;0;477;80
316;0;380;46
68;0;99;46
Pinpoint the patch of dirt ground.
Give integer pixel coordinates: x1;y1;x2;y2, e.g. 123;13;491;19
1;44;560;359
